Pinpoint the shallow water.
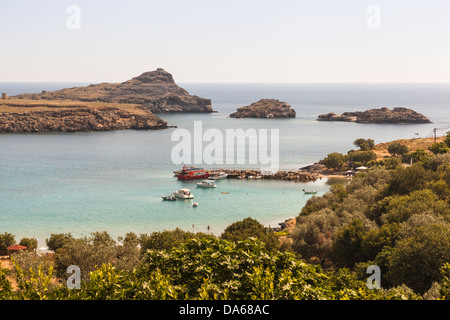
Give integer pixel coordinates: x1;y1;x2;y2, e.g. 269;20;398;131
0;82;449;246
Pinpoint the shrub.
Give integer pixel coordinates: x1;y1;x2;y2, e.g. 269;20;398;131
291;208;340;263
19;238;38;252
382;189;449;224
46;233;74;252
322;153;346;170
0;233;15;256
401;149;430;165
348;151;377;166
360;223;400;261
388;142;409;157
330;219;368;268
139;228;214;253
221;217;279;251
386;223;450;294
387;164;432;195
429;142;450;155
353;138;375;151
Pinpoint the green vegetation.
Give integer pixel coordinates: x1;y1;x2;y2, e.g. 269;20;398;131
429;142;450;155
322;152;346;170
1;136;450;300
388;142;409;157
294;148;450;296
0;233;15;255
354;138;375;151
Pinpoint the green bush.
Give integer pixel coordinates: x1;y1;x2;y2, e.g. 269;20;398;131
46;233;74;252
0;232;15;256
388;142;409;157
330;219;368;268
322;152;346;170
19;238;38;252
221;217;279;251
385;223;450;294
429;142;450;155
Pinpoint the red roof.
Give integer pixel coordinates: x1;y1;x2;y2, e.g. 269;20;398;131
7;244;27;250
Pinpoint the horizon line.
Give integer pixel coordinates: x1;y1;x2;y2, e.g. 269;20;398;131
1;81;450;85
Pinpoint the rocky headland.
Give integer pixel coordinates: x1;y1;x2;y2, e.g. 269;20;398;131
317;107;431;124
0;100;167;133
12;68;213;114
229;99;296;119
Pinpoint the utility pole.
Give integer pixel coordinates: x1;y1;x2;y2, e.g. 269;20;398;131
434;128;437;143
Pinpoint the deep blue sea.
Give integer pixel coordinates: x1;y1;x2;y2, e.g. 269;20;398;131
1;82;449;247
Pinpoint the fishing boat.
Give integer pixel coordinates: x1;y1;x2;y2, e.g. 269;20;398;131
173;188;194;199
209;172;228;180
174;165;210;181
196;180;217;188
303;189;317;195
162;195;177;201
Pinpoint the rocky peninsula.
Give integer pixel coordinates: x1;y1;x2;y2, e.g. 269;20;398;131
0;100;167;133
317;107;431;124
12;68;214;114
229;99;296;119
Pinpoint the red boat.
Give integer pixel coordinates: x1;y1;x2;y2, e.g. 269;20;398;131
174;165;210;181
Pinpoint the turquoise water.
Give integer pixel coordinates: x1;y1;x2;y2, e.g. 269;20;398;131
1;83;449;246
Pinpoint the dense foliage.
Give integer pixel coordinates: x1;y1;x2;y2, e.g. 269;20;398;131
294;150;450;296
1;136;450;300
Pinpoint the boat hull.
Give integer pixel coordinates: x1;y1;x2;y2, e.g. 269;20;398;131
174;194;194;199
177;173;210;180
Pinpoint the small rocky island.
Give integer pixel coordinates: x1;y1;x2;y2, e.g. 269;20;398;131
317;107;431;124
229;99;296;119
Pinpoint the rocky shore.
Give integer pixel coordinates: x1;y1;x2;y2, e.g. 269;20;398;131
229;99;296;119
317;107;431;124
218;168;318;182
12;68;214;114
0;100;168;133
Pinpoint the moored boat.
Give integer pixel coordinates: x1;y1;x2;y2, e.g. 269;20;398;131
173;188;194;199
209;172;228;180
162;195;177;201
174;165;210;180
196;180;217;188
303;189;317;194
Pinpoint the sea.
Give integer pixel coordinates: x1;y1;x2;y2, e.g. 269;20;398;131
1;82;449;247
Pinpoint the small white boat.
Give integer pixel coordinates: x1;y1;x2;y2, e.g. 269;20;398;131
210;172;228;180
192;202;199;207
173;188;194;199
196;180;217;188
303;189;317;195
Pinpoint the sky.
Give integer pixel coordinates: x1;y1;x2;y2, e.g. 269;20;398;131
0;0;450;83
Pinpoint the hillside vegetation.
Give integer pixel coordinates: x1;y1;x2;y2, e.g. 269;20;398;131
1;134;450;300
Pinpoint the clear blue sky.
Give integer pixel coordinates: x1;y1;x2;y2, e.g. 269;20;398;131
0;0;449;83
